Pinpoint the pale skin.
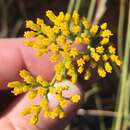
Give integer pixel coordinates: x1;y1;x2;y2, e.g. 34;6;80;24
0;38;83;130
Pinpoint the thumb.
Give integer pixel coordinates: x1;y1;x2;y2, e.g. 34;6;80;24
0;80;83;130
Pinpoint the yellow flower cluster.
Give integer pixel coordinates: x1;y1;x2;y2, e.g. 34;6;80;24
8;10;121;125
8;70;80;125
23;10;121;81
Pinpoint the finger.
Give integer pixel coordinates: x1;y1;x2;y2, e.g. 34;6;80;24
0;38;54;90
0;38;24;90
0;80;83;130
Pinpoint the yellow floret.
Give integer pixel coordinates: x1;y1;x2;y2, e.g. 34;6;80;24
56;11;65;25
110;54;122;66
72;25;80;34
65;12;71;22
83;37;90;44
46;10;56;23
90;25;99;36
50;106;60;119
40;99;49;109
8;81;21;88
102;54;109;61
36;18;44;26
26;20;40;31
21;107;31;116
65;60;72;69
81;33;90;44
19;70;35;84
82;18;90;29
78;66;84;74
37;87;47;95
11;87;23;95
36;75;48;87
72;10;79;25
70;48;79;58
105;62;112;73
53;26;60;34
28;90;37;99
24;31;36;38
75;36;82;44
83;55;90;61
63;42;71;52
100;22;107;30
100;38;109;45
50;53;59;63
50;44;59;52
59;99;68;107
84;68;92;80
101;29;113;38
59;111;65;119
71;73;78;83
116;59;122;66
108;45;116;54
44;109;50;118
71;94;80;103
30;106;41;114
24;40;34;47
77;58;85;66
30;115;38;125
90;49;100;61
96;46;104;54
98;67;106;78
56;35;66;45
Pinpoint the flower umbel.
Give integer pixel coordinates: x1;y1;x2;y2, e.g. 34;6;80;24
8;10;121;125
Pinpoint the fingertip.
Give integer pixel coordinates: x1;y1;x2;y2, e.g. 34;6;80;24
4;80;83;130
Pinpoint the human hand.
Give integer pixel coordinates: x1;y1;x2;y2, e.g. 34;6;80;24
0;38;83;130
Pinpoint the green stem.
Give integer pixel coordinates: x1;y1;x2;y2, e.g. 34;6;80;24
67;0;75;13
123;81;130;130
122;2;130;129
64;124;70;130
127;73;130;84
50;75;56;86
87;0;96;23
117;0;126;60
74;0;82;11
84;85;99;102
112;2;130;130
95;92;106;130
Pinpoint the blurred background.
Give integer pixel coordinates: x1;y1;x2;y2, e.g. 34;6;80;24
0;0;122;38
0;0;129;130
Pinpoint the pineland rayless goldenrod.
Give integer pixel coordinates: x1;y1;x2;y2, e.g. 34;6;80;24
8;10;121;125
